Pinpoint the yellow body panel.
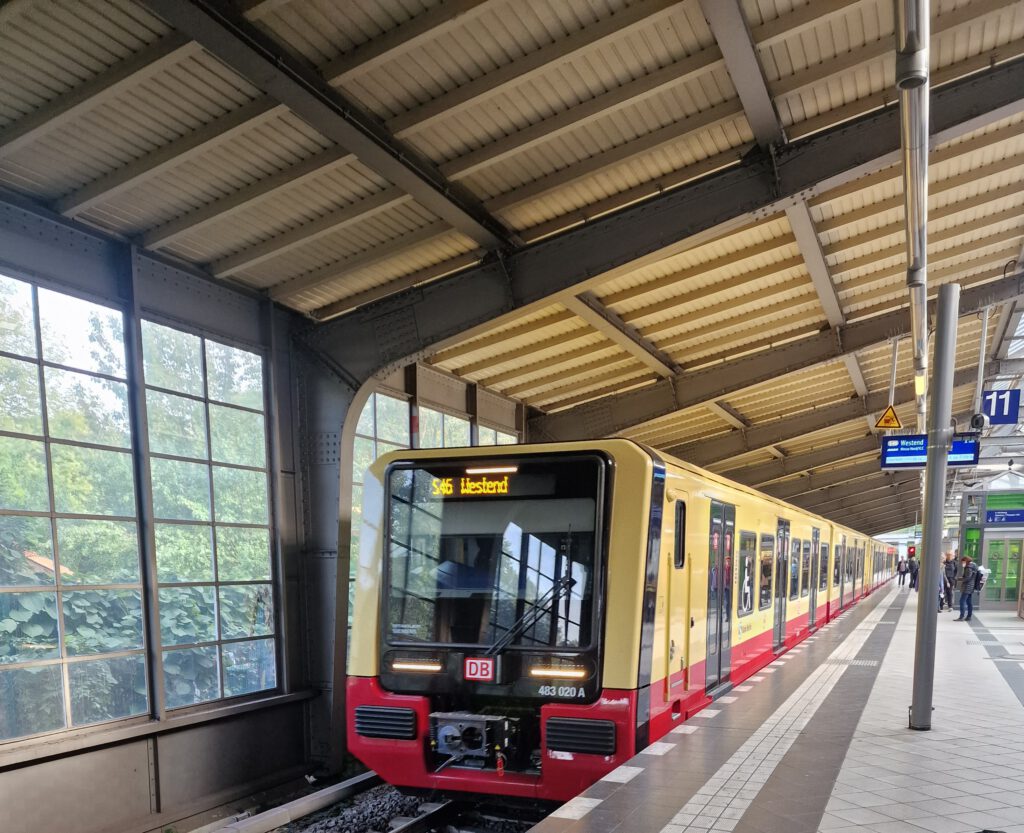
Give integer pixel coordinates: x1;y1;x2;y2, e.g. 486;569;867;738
348;439;892;690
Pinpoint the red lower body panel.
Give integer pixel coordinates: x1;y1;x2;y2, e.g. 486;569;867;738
349;578;888;801
347;677;638;801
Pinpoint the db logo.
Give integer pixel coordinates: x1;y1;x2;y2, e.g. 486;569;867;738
464;657;494;681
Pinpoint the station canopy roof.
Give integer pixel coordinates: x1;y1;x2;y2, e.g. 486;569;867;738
2;0;1024;536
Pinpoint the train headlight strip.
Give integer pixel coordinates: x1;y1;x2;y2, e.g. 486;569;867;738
529;666;587;679
392;660;443;673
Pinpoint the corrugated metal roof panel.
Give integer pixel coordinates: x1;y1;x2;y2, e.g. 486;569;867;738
78;111;334;238
284;228;479;310
1;49;263;199
164;159;390;264
0;0;170;127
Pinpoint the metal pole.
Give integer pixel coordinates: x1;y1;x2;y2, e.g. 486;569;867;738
910;281;961;730
974;307;990;414
888;338;900;406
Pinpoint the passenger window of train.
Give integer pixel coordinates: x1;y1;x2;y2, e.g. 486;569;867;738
789;538;800;600
801;540;811;597
737;532;755;616
673;502;686;568
833;546;842;587
758;534;773;610
819;545;829;591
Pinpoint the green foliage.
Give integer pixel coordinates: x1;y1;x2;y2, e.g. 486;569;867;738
159;586;216;646
220;584;273;640
155;524;214;583
68;655;147;725
62;590;143;656
163;645;220;708
0;665;64;740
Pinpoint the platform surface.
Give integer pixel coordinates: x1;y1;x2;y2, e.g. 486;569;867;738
530;585;1024;833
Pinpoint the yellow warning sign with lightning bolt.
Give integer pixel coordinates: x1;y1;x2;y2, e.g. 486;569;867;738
874;405;902;430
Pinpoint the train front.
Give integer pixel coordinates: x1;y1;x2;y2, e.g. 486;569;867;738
346;444;648;802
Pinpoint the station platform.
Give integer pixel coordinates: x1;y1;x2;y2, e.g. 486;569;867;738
530;585;1024;833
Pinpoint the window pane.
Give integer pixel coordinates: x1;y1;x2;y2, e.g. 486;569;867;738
150;458;210;521
419;407;443;448
478;427;497;446
141;321;203;396
56;519;139;585
147;390;207;459
51;445;135;517
222;638;276;697
216;526;270;582
355;393;374;437
62;590;143;656
38;289;125;378
213;466;267;524
68;654;148;725
496;431;517;445
0;355;42;435
45;368;130;448
155;524;214;583
0;516;55;587
376;395;409;446
163;645;220;709
159;587;216;646
0;664;65;740
209;404;265;468
353;436;374;483
206;341;263;410
0;436;49;511
0;274;36;359
0;591;59;663
443;415;470;448
220;585;274;640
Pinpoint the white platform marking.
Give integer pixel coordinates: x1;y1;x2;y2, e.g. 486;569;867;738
641;741;677;756
602;765;644;783
671;724;699;734
551;796;603;819
658;587;897;833
718;695;738;703
695;709;721;718
734;685;752;692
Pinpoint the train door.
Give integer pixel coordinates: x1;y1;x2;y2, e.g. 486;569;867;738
773;519;790;651
838;535;848;608
665;495;689;701
809;528;820;628
705;501;734;691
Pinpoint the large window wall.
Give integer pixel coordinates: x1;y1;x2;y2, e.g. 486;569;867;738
0;272;279;744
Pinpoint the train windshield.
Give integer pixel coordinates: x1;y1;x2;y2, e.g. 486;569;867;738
384;456;603;650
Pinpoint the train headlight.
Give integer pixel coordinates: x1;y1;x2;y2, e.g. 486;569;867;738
529;666;587;679
392;659;443;673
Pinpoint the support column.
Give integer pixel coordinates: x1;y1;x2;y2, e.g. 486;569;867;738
910;282;961;730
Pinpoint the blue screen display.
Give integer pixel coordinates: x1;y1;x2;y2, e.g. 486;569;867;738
880;435;979;469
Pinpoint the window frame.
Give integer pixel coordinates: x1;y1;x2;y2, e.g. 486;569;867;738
673;501;686;569
737;530;756;617
758;533;774;611
0;268;288;749
788;536;801;600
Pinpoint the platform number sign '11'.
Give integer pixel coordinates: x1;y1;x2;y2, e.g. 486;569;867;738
982;389;1021;425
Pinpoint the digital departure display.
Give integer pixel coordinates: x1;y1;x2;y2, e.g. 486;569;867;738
431;475;511;497
880;434;980;469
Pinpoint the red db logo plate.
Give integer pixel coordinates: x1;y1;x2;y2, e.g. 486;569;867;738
464;657;494;681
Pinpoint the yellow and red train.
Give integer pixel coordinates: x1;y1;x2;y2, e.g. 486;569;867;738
347;440;894;802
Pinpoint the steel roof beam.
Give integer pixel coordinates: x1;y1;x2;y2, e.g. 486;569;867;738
762;459;883;501
801;481;923;517
304;59;1024;396
561;293;680;377
725;435;880;487
699;0;784;147
706;401;748;430
845;502;920;533
794;470;923;509
666;370;982;466
135;1;512;250
530;270;1024;440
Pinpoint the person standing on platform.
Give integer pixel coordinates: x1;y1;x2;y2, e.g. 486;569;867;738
908;554;919;590
898;558;909;587
943;552;956;611
955;556;979;621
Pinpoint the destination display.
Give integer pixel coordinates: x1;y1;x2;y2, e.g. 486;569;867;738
431;474;511;497
880;434;980;469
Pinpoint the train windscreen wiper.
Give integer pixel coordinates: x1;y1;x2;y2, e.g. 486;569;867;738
485;573;575;657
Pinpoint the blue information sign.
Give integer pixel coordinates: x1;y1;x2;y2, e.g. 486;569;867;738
986;509;1024;524
880;434;980;469
982;389;1021;425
